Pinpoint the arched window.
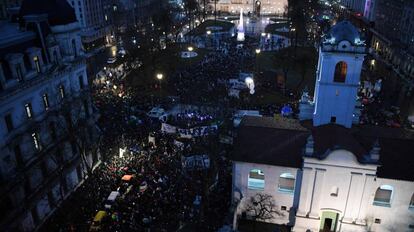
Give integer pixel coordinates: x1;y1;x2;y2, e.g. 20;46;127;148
409;194;414;209
373;185;393;206
334;61;347;83
278;173;295;193
248;169;265;190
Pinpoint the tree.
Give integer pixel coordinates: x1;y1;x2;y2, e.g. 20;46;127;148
243;193;283;221
183;0;199;30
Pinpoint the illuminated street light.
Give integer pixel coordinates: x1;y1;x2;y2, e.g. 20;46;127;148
188;46;194;52
206;30;212;35
261;32;266;37
255;49;261;54
156;73;163;80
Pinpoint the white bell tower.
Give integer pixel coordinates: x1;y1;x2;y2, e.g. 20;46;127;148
313;21;366;128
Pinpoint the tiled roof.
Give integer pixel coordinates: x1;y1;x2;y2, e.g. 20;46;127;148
232;117;414;181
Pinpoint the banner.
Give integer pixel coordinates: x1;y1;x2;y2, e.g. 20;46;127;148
161;123;177;134
178;125;218;138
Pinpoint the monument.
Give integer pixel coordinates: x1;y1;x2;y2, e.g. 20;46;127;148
237;9;245;42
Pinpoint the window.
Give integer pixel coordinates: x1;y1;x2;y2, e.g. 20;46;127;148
409;194;414;209
16;64;23;81
281;206;287;211
32;132;41;151
33;56;40;73
278;173;295;193
248;169;265;190
83;100;89;117
334;61;347;83
47;191;55;207
374;218;381;224
373;185;393;206
40;160;48;177
49;122;57;140
79;75;84;89
25;103;33;119
14;145;24;167
4;114;14;132
42;94;49;110
330;186;339;197
59;85;65;99
330;116;336;123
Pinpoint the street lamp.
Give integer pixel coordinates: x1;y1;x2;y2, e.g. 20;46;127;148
188;46;194;52
206;30;211;35
255;48;261;54
156;73;163;80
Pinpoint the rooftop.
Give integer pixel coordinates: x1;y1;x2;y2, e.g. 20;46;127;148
0;21;36;48
323;21;364;46
232;117;414;181
19;0;77;26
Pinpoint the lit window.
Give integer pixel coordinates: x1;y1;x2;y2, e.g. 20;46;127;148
278;173;295;193
334;61;347;83
32;132;41;150
59;85;65;99
25;103;33;119
248;169;265;190
42;94;49;110
33;56;40;73
373;185;393;206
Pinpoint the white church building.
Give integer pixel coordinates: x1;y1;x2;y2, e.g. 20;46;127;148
231;21;414;232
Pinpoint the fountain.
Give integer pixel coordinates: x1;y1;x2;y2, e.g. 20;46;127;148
237;9;245;42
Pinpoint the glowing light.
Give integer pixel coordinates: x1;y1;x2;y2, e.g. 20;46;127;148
156;73;163;80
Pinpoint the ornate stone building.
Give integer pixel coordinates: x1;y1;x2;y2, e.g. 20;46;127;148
0;0;100;231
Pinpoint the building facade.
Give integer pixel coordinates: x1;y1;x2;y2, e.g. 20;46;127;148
0;0;100;231
212;0;287;15
0;0;21;19
67;0;112;50
231;21;414;232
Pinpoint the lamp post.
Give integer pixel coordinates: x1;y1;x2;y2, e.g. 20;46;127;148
255;48;261;74
188;46;194;52
206;30;211;48
291;27;297;57
156;73;163;92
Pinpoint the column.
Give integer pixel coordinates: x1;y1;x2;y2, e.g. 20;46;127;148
356;174;376;224
309;168;326;218
297;167;314;217
343;172;363;223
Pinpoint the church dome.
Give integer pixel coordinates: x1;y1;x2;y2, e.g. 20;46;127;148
20;0;77;26
324;21;362;46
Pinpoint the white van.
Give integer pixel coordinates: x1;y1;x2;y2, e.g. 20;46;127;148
104;191;120;209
